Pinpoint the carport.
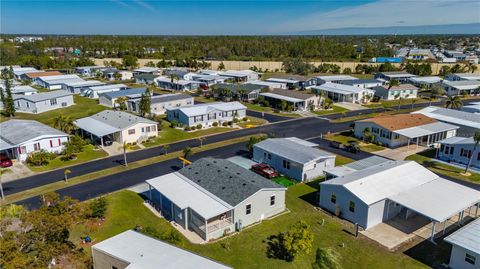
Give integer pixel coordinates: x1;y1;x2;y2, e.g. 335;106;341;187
260;92;306;111
387;178;480;243
394;122;459;150
74;117;121;147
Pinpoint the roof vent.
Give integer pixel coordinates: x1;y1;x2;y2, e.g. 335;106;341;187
221;187;226;190
197;179;201;182
229;176;233;179
242;183;246;186
194;172;198;174
217;170;221;173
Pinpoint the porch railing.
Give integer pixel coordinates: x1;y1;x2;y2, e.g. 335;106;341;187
206;217;233;233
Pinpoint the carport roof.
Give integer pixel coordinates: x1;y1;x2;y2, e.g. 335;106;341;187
388;178;480;223
146;172;232;219
74;117;120;137
445;218;480;254
393;122;459;139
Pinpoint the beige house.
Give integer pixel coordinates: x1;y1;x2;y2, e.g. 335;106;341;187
74;110;158;145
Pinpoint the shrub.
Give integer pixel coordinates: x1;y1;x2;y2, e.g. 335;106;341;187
222;122;228;127
184;126;190;131
190;126;196;130
228;121;233;126
196;124;202;130
170;120;179;128
212;122;219;127
233;118;239;123
26;150;56;166
87;197;108;219
242;117;248;121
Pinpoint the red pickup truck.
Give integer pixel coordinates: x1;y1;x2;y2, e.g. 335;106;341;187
251;163;279;179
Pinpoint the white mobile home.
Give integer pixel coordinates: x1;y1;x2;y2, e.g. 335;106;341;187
442;80;480;96
412;106;480;137
166;102;246;128
253;137;336;181
444;218;480;269
373;84;418;100
438;136;480;170
83;84;128;99
127;93;193;115
312;82;374;104
13;90;74;114
34;74;84;90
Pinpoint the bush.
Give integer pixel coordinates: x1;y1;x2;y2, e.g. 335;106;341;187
26;150;56;166
142;226;181;244
170;120;179;128
222;122;228;127
228;121;233;126
184;126;190;131
190;126;196;130
242;117;248;121
212;122;219;127
87;197;108;219
196;124;202;129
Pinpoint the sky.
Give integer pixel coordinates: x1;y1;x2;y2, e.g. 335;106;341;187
1;0;479;35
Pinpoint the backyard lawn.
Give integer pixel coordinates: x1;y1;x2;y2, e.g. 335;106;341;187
143;121;235;147
0;95;108;126
405;149;480;184
272;176;296;187
325;132;385;153
27;144;108;173
71;186;430;269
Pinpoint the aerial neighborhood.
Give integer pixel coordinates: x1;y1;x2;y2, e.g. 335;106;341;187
1;30;480;269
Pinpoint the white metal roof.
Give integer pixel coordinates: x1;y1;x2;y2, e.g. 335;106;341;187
324;156;391;178
38;74;81;81
259;92;303;103
312;82;365;95
438;136;474;145
247;80;285;88
393;122;459;139
88;83;128;91
445;218;480;254
74;117;120;137
450;73;480;81
146;173;232;219
408;76;442;84
134;67;160;73
316;75;358;81
412;106;480;129
63;80;105;87
266;78;299;84
93;230;231;269
388;178;480;222
323;161;438;205
443;80;480;90
168;102;246;117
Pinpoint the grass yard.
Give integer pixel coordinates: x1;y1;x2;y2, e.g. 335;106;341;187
27;145;108;173
335;155;354;166
143;121;235;147
72;185;429;269
0;95;108;126
272;176;296;187
364;98;433;109
312;105;349;116
325;132;385;153
405;149;480;184
237;116;268;128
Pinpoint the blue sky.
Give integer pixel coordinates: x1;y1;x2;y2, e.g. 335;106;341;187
1;0;479;35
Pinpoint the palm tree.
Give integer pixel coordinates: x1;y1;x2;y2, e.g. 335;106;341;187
197;137;206;147
162;144;170;155
182;146;192;158
410;98;417;110
64;169;71;183
237;89;246;102
397;97;404;111
120;142;130;167
53;115;75;134
445;96;463;109
115;96;128;110
464;131;480;174
388;79;400;89
169;74;179;91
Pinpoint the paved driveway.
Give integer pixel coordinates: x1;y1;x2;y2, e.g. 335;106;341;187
373;145;428;161
1;161;35;183
334;102;366;111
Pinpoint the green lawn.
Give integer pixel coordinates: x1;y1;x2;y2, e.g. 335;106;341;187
237;116;268;128
72;186;429;269
335;155;354;166
405;149;480;184
272;176;296;187
27;145;108;172
143;121;235;147
242;102;301;118
325;132;385;153
364;98;433;109
0;95;108;126
312;105;349;116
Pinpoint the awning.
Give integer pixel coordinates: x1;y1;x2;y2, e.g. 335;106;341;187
394;122;459;139
147;173;232;219
260;92;303;103
74;117;120;137
388;178;480;222
0;138;15;151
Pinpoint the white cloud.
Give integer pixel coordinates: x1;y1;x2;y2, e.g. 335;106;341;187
277;0;480;32
133;0;155;11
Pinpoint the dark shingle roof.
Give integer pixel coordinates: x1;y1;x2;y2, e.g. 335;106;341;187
215;83;265;93
179;158;284;206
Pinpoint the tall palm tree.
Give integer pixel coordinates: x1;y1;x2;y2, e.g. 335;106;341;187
410;98;417;110
464;131;480;174
169;74;179;91
388;79;400;89
53;115;75;134
445;96;463;109
115;96;128;110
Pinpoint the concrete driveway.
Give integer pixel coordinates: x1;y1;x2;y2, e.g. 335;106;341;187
373;145;428;161
334;102;365;111
1;161;35;183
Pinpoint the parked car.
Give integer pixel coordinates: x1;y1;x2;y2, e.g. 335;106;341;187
251;163;279;179
102;136;113;146
329;140;359;154
0;155;13;168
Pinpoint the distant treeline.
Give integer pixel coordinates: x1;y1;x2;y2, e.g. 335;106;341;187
1;35;477;67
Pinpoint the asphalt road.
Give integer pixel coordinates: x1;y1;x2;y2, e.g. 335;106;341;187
8;97;480;208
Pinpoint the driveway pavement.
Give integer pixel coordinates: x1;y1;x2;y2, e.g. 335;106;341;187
373;145;428;161
1;161;35;183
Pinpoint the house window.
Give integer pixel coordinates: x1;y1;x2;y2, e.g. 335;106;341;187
477;152;480;161
151;125;156;132
270;195;275;206
128;129;135;135
331;193;336;204
349;201;355;212
268;153;271;160
19;146;26;154
50;140;53;148
449;147;454;155
141;127;145;133
33;143;40;151
146;126;151;132
282;160;290;169
394;134;400;139
465;253;476;265
246;204;251;215
50;98;57;105
26;102;30;108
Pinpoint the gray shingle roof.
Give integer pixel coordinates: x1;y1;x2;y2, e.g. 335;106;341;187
179;158;284;206
0;120;67;149
82;110;157;130
13;90;72;102
254;138;334;164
